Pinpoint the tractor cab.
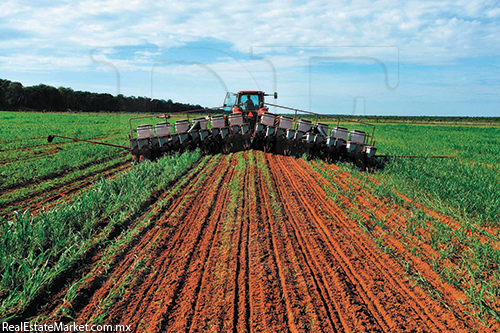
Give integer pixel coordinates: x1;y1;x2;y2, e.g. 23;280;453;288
224;91;277;129
223;91;277;115
236;91;263;112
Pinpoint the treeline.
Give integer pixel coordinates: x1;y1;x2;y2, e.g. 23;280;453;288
0;79;203;113
304;114;499;124
339;115;500;124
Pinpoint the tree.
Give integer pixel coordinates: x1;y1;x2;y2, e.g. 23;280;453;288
0;78;204;113
5;82;24;110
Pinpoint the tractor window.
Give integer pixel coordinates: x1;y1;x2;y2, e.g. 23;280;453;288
223;92;237;112
241;95;259;111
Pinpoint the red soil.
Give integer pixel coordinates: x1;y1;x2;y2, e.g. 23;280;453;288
27;151;491;332
307;159;499;330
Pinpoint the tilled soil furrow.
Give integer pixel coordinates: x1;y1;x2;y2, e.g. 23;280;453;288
40;156;219;323
87;156;233;330
166;156;240;332
306;160;477;328
275;154;470;332
256;153;335;332
273;155;404;331
230;156;249;333
268;154;379;332
284;157;445;331
244;154;290;332
234;151;252;333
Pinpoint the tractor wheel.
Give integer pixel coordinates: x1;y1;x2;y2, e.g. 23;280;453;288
223;142;231;154
355;157;365;171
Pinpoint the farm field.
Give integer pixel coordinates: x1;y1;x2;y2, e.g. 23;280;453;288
0;112;133;216
1;111;499;331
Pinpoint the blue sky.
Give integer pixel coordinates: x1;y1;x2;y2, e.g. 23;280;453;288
0;0;499;116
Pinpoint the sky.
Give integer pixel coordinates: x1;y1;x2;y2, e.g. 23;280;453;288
0;0;499;116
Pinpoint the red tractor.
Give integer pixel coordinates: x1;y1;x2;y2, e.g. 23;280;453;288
224;91;277;129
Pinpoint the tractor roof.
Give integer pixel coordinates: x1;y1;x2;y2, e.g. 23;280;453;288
238;90;264;94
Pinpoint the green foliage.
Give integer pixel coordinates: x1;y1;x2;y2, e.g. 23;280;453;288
373;123;500;165
320;122;500;226
0;111;129;188
0;78;203;113
380;158;499;225
0;150;201;318
0;112;135;214
372;123;500;226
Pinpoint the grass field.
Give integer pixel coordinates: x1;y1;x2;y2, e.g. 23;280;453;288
0;111;499;330
305;115;500;226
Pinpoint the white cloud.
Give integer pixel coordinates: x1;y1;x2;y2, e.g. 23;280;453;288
0;0;485;94
0;1;30;17
0;0;499;117
0;53;91;72
486;7;500;18
1;0;499;67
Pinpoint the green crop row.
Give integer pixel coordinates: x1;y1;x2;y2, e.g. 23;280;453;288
0;150;201;320
294;119;499;225
0;155;128;214
0;111;205;196
378;158;499;225
0;112;132;195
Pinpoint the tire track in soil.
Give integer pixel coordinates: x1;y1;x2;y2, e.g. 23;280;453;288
266;153;472;332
